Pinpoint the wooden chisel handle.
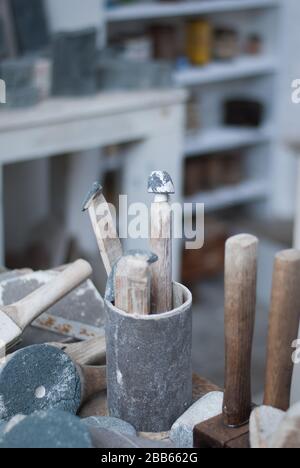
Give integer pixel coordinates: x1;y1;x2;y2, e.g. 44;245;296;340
223;234;258;427
264;250;300;411
79;365;107;403
5;260;92;330
51;336;106;366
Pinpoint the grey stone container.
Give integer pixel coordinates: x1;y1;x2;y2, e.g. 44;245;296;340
105;282;193;433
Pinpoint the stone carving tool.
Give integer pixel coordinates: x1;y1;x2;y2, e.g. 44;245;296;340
82;182;123;276
264;249;300;411
193;234;258;448
0;259;92;352
0;343;107;420
114;252;153;316
148;171;174;314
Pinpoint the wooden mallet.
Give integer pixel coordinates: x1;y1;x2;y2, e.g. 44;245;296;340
82;182;123;277
0;259;92;353
194;234;258;448
0;343;107;420
264;249;300;411
148;171;174;314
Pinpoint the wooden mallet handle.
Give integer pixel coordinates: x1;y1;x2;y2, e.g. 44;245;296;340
264;250;300;411
5;259;92;330
223;234;258;427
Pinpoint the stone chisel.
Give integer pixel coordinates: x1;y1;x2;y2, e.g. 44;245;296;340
0;259;92;352
82;182;123;277
264;249;300;411
148;171;174;314
194;234;258;448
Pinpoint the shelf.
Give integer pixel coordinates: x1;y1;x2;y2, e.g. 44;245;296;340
185;180;269;212
185;126;273;156
106;0;279;22
173;56;277;87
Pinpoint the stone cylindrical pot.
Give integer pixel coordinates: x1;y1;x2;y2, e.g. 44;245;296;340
105;282;193;433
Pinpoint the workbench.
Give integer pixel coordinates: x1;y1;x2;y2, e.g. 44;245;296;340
0;90;187;276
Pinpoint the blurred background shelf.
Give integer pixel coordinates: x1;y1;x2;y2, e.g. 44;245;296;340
173;56;277;87
185;126;273;156
106;0;279;22
185;180;269;212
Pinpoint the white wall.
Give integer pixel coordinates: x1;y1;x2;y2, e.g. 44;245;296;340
44;0;104;33
271;0;300;219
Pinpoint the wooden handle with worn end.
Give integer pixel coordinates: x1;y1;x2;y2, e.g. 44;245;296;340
115;255;151;315
88;193;123;277
223;234;258;427
150;197;173;314
51;336;106;366
4;259;92;331
264;249;300;411
79;365;107;404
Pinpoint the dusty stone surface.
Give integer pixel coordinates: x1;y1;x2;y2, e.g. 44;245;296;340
170;391;223;448
83;416;136;437
250;406;285;449
89;427;174;449
0;410;92;448
270;402;300;448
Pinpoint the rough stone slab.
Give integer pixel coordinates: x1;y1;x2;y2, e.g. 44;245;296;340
170;391;224;448
0;270;105;342
250;406;285;449
0;410;92;448
83;416;136;437
270;402;300;448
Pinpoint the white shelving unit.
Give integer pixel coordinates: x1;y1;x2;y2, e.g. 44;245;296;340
105;0;279;22
104;0;281;213
185;126;274;157
185;180;269;212
173;56;278;87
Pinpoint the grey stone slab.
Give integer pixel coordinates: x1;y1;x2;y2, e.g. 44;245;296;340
0;410;92;448
170;392;224;448
83;416;136;437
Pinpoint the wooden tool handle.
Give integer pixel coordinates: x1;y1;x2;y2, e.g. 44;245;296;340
52;336;106;366
115;256;151;315
5;259;92;330
223;234;258;427
264;250;300;411
88;193;123;276
80;365;107;404
150;199;173;314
